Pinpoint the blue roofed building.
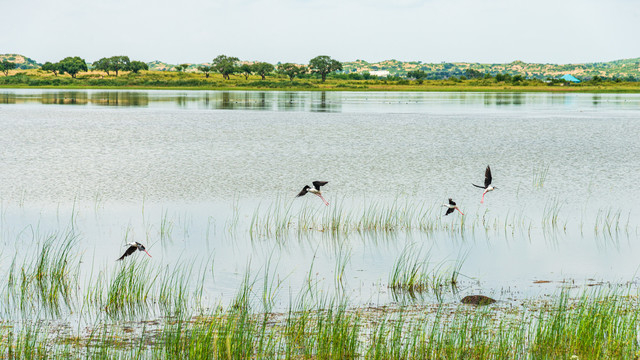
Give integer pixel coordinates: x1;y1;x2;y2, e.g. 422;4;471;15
560;74;581;83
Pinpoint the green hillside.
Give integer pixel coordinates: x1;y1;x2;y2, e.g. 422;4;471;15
147;57;640;80
0;54;40;69
341;58;640;80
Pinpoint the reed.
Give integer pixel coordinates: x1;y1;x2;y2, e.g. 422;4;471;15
102;260;157;319
7;230;80;316
542;196;563;228
0;270;639;360
532;162;550;189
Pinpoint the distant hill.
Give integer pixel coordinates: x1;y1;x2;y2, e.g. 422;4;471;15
148;57;640;80
0;54;40;69
341;58;640;80
3;54;640;80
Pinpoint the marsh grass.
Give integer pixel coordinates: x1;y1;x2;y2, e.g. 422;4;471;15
5;230;81;316
1;261;639;360
532;163;550;189
594;207;626;238
159;209;174;244
388;246;463;301
85;260;158;319
246;195;587;240
542;196;564;229
2;199;640;358
250;196;475;237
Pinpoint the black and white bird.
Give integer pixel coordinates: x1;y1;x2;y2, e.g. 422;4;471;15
442;198;464;216
297;181;329;206
472;165;497;204
117;242;152;261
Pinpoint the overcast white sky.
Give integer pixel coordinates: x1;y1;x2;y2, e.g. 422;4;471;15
2;0;639;65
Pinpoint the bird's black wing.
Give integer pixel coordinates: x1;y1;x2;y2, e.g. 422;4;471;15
296;186;310;197
472;183;486;189
448;198;456;206
485;165;492;188
444;208;455;216
312;181;328;191
117;246;137;261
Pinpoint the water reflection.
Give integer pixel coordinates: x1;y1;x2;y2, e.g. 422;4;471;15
41;91;89;105
1;89;639;112
91;91;149;106
483;93;525;106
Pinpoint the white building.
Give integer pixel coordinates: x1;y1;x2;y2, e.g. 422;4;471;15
367;70;390;77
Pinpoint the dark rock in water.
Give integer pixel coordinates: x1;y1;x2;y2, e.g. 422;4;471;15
461;295;496;306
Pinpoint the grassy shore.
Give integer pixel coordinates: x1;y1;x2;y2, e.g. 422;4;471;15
2;69;640;92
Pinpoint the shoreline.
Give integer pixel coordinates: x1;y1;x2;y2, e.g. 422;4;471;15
2;84;640;93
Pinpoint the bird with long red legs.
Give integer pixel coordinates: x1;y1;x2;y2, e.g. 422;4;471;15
117;242;152;261
473;165;497;204
297;181;329;206
442;198;464;216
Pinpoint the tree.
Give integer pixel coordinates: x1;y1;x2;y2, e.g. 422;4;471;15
464;68;483;79
41;62;61;76
277;63;306;81
252;62;274;80
128;61;148;74
108;56;130;76
495;73;511;82
406;70;427;84
212;55;239;80
0;60;17;76
239;64;253;80
511;74;524;83
308;55;342;82
175;64;189;72
58;56;88;78
197;65;212;78
92;57;111;75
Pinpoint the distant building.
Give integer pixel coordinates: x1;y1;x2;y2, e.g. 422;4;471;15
368;70;390;77
560;74;581;83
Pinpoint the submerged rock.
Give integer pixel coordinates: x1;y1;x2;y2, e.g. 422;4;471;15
461;295;496;306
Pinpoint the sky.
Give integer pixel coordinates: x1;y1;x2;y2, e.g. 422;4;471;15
2;0;639;65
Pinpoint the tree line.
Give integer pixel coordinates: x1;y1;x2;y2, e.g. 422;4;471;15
2;55;637;83
3;54;344;82
37;56;148;78
199;55;342;82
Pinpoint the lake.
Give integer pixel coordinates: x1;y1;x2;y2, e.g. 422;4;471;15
0;89;639;321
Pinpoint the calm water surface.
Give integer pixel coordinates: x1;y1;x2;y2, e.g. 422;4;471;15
1;89;639;315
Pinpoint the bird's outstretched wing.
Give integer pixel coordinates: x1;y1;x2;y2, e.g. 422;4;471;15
472;183;485;189
312;181;328;191
117;246;137;261
444;207;455;216
484;165;492;188
296;185;310;197
448;198;456;206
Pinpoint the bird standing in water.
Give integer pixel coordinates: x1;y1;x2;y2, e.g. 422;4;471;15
297;181;329;206
442;198;464;216
117;242;152;260
473;165;497;204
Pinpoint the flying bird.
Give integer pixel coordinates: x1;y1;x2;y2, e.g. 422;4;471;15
297;181;329;206
117;242;152;261
442;198;464;216
473;165;497;203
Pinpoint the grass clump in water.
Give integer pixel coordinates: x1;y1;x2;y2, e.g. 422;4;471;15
8;230;80;315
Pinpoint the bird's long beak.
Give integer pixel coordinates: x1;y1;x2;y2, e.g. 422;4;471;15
144;250;152;257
